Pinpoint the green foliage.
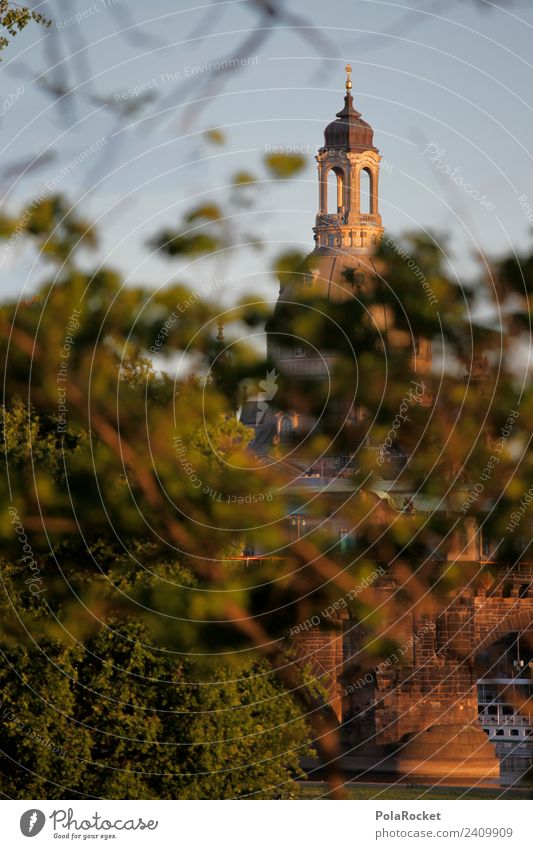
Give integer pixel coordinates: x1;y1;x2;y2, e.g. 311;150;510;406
205;129;225;146
273;250;309;288
150;230;224;257
0;376;315;797
3;0;530;803
185;203;224;223
0;1;50;53
0;196;96;263
264;152;307;180
232;171;256;186
2;131;533;799
0;557;312;799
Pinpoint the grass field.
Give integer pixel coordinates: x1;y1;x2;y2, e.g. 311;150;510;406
299;782;532;800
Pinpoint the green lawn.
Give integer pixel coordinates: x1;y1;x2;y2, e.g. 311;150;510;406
300;782;532;800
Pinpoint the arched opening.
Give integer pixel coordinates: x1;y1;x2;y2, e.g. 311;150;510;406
476;631;533;784
339;528;353;552
279;415;293;444
359;167;372;214
326;168;344;214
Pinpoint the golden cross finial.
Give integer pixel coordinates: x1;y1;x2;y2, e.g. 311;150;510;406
345;63;352;91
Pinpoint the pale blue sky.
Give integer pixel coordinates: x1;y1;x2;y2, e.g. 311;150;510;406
1;0;532;306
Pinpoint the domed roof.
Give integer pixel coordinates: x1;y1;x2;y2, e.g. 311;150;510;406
323;91;377;152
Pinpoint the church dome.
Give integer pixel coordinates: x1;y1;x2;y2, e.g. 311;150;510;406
323;91;377;152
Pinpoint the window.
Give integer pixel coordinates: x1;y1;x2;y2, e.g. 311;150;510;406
280;416;293;444
502;581;514;598
327;168;344;214
360;168;372;213
458;526;468;549
481;533;492;558
339;528;351;552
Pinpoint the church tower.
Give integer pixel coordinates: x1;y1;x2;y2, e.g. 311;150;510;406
260;67;430;450
301;64;385;305
267;66;431;379
267;66;388;380
314;64;383;256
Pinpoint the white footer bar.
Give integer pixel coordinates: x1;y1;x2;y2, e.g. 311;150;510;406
3;798;531;848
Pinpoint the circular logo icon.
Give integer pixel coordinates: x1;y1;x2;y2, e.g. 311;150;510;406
20;810;46;837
